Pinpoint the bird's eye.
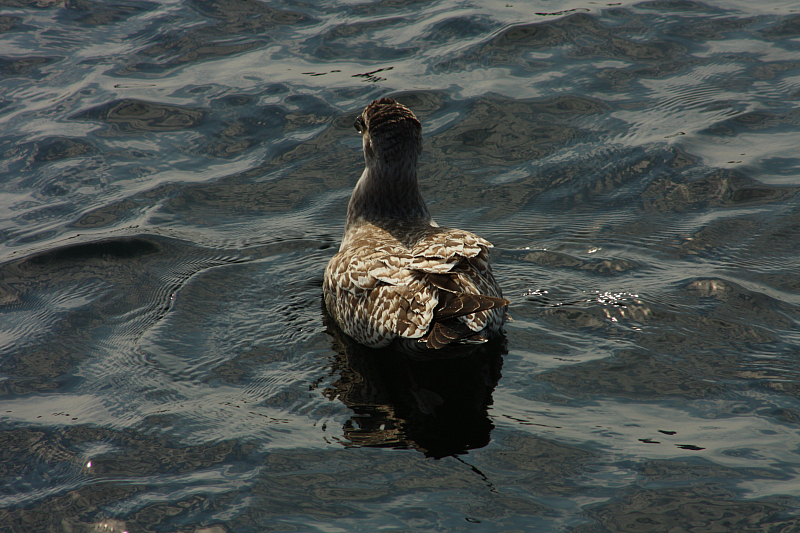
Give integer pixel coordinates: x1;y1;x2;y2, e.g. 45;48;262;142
354;117;365;133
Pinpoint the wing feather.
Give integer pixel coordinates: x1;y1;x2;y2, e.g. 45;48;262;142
323;222;507;348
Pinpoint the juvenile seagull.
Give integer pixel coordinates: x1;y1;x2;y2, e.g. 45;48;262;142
323;98;508;351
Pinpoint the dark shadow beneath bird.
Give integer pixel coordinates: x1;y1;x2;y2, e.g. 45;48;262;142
321;302;507;459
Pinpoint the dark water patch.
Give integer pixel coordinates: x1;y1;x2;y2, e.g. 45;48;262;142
157;109;361;222
0;237;160;393
436;11;687;75
635;0;709;11
0;343;86;396
283;93;339;130
0;15;21;32
641;169;799;213
704;107;800;136
70;199;144;229
568;14;685;62
214;93;255;107
312;17;418;61
434;21;562;72
730;185;798;204
750;60;800;80
189;0;311;30
740;356;800;399
16;236;160;268
641;457;789;484
200;93;337;158
40;182;70;197
481;432;593;493
57;148;346;238
172;171;330;217
537;8;592;17
425;93;606;170
119;36;262;76
207;342;293;387
737;209;800;295
0;234;256;396
652;276;782;346
73;424;253;477
221;432;584;528
477;19;568;57
0;0;61;7
579;482;800;533
468;146;664;240
537;150;658;213
760;13;800;40
0;426;92;500
200;105;287;158
595;57;700;88
0;56;60;77
60;0;156;26
684;278;797;335
521;250;641;276
31;137;96;163
665;15;756;41
350;0;431;15
114;0;311;76
527;271;799;401
673;213;784;268
69;183;180;230
421;15;495;43
1;139;109;207
511;239;799;401
773;407;800;423
0;423;257;531
71;99;206;134
0;282;19;305
537;348;727;400
12;228;59;246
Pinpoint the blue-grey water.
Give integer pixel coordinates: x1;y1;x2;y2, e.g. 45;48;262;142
2;0;800;531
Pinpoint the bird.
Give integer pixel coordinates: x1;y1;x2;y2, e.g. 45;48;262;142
323;98;508;352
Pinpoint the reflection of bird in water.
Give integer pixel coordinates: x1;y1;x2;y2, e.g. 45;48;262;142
323;98;509;353
321;305;506;458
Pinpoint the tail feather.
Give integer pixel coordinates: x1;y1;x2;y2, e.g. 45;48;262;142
433;291;509;322
417;268;509;349
422;319;474;349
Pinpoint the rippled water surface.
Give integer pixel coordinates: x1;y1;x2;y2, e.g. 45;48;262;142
2;0;800;531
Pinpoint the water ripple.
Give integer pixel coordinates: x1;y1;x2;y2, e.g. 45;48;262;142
2;1;800;532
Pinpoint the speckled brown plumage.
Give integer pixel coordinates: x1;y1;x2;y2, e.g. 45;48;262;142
323;98;508;350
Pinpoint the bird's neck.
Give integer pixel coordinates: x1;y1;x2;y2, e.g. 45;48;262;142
344;157;432;232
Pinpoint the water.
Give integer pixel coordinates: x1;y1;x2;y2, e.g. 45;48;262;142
2;0;800;531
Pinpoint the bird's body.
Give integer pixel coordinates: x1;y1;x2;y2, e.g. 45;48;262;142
323;98;508;351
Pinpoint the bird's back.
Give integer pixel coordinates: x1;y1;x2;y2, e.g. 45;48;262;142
323;220;507;350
